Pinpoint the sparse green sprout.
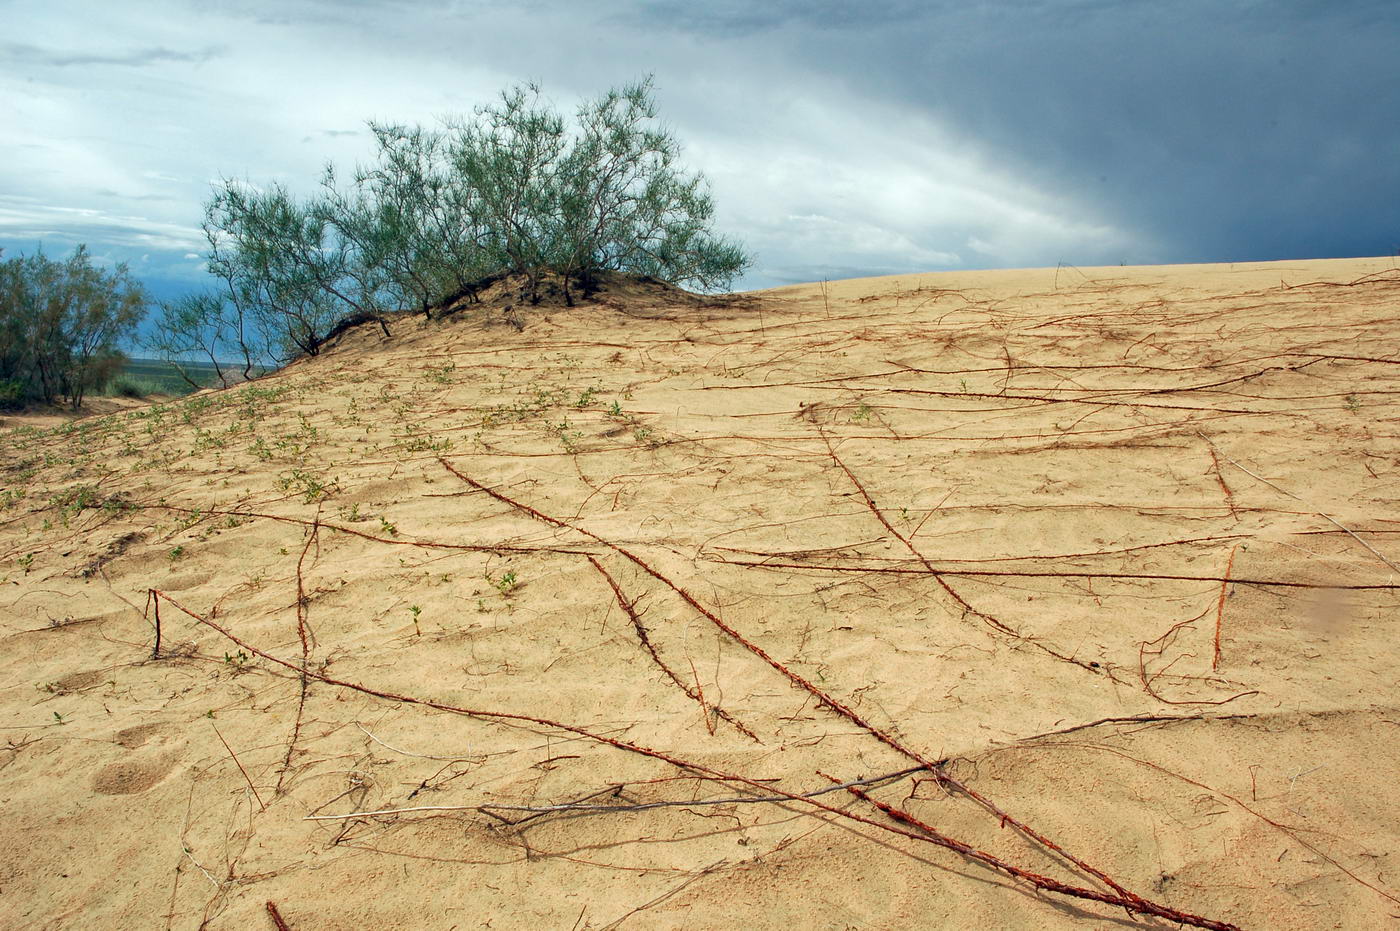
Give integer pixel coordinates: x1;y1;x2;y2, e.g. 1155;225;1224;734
426;363;456;385
1345;394;1361;413
608;400;624;417
280;468;334;503
574;386;600;408
552;418;584;452
53;711;66;725
17;552;34;573
168;545;185;561
851;402;872;422
379;516;398;537
489;570;519;597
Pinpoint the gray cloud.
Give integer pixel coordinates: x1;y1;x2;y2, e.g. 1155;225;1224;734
0;196;205;254
807;0;1400;262
0;42;225;68
95;189;177;202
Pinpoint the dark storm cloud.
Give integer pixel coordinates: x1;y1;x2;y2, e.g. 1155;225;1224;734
868;0;1400;261
644;0;1400;263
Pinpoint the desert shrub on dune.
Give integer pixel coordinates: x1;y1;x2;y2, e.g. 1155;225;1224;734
0;245;146;409
156;77;750;368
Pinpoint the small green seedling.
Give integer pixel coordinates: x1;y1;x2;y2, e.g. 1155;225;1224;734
489;570;519;597
168;545;185;561
409;604;422;636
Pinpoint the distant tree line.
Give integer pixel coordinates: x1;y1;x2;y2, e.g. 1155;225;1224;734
148;77;752;374
0;246;147;409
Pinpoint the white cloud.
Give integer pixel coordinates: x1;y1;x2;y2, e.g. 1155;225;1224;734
0;196;205;254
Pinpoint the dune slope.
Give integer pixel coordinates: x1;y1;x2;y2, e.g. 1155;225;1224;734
2;258;1398;929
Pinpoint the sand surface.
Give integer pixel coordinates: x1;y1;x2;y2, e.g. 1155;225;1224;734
2;258;1398;929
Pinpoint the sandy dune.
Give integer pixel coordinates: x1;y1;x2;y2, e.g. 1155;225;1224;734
2;257;1398;929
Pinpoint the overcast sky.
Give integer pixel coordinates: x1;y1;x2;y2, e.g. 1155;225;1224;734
3;0;1398;300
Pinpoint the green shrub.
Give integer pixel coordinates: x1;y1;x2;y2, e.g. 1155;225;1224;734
0;246;146;408
107;377;159;399
197;77;751;361
0;379;22;410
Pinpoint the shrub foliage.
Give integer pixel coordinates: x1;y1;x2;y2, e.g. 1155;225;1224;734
154;78;750;367
0;246;147;409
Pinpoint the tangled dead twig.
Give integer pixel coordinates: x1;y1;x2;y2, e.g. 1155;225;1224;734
588;555;760;742
431;460;1242;925
145;587;1242;930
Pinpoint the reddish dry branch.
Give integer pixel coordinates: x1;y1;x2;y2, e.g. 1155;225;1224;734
147;590;707;774
1032;742;1400;908
213;723;266;811
137;502;580;558
148;589;1242;930
279;517;320;790
265;900;293;931
711;556;1398;590
688;656;716;736
1137;611;1258;707
436;459;1147;907
1213;544;1241;670
842;784;1242;931
818;430;1112;679
1208;447;1240;519
862;384;1272;416
587;556;760;742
